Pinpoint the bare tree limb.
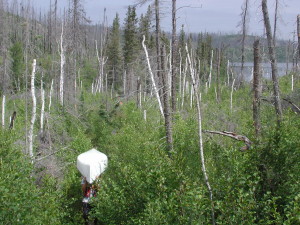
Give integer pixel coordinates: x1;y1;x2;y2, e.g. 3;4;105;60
203;130;252;151
35;146;71;162
142;35;164;117
283;98;300;114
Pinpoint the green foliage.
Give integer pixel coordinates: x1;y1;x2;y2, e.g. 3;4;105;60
0;131;62;224
123;6;139;69
9;42;24;91
107;13;123;90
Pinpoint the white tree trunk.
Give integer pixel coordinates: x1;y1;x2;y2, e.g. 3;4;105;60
142;35;164;117
208;49;214;88
40;76;45;131
59;22;65;106
179;51;182;97
168;42;172;97
28;59;37;159
190;84;193;108
186;45;215;225
95;40;102;93
181;59;188;108
143;110;147;121
49;79;53;113
227;60;230;86
2;95;5;128
123;71;126;96
231;79;236;113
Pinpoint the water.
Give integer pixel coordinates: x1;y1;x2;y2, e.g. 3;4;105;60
231;62;294;81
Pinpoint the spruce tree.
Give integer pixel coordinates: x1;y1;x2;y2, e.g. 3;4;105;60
10;42;24;91
123;6;139;69
139;5;152;48
107;13;123;90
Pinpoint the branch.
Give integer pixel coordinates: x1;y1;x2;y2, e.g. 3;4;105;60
35;146;71;162
203;130;252;151
283;98;300;114
176;5;202;12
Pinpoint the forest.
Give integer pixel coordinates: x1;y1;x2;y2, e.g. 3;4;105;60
0;0;300;224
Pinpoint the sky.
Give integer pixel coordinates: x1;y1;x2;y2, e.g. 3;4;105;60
31;0;300;40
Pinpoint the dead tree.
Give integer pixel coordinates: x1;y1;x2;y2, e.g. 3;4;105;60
40;75;45;136
253;40;262;137
186;44;215;225
155;0;163;102
28;59;37;159
142;35;164;117
161;45;174;154
136;76;141;108
59;22;65;106
297;15;300;59
273;0;279;46
239;0;249;85
203;130;252;151
171;0;177;112
1;95;5;128
262;0;283;123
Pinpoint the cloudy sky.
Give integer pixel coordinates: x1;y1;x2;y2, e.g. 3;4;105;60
33;0;300;40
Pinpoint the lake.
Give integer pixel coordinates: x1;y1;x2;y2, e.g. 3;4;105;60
231;62;294;81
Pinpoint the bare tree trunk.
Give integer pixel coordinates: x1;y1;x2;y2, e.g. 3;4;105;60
230;79;235;113
286;40;291;75
181;59;188;108
161;45;174;154
240;0;249;85
49;79;53;113
155;0;162;102
40;75;45;133
142;35;164;117
171;0;177;112
185;44;215;225
191;84;195;108
179;51;182;97
1;95;5;128
216;48;221;102
123;70;126;97
262;0;283;122
208;50;213;88
28;59;37;159
273;0;279;46
227;60;230;86
253;40;262;137
297;15;300;59
59;22;65;106
137;76;141;108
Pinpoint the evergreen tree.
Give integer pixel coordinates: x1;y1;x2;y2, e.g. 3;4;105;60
9;42;24;91
107;13;123;90
196;33;213;78
138;5;153;48
123;6;139;69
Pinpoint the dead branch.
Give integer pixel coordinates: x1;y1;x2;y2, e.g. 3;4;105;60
283;98;300;114
203;130;252;151
35;146;71;162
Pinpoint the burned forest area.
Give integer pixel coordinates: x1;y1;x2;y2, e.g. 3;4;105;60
1;0;300;224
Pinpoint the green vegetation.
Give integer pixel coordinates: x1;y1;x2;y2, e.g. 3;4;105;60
0;2;299;224
1;72;299;224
